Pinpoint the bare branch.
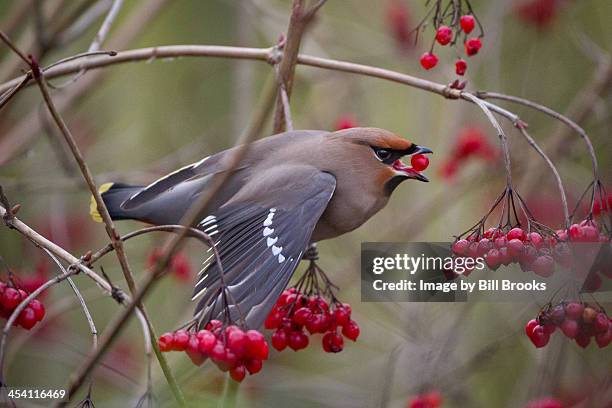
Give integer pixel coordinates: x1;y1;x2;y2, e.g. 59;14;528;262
272;0;326;133
88;0;125;52
476;91;600;180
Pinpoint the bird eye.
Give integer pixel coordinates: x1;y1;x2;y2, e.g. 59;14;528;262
374;148;392;162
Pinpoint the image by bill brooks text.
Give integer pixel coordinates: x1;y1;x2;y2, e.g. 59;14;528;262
361;243;612;302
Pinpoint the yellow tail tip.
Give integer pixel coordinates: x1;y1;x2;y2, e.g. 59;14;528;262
89;182;114;223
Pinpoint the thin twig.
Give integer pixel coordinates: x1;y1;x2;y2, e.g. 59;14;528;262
272;0;326;133
89;224;216;265
515;125;570;228
42;248;98;350
88;0;124;52
28;56;184;405
477;91;600;179
462;92;513;187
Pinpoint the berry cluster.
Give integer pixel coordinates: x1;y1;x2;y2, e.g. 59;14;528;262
419;13;482;75
146;248;192;282
158;321;269;382
0;280;45;330
524;397;563;408
440;127;497;179
407;391;442;408
265;287;359;353
453;219;610;279
525;302;611;349
450;182;611;282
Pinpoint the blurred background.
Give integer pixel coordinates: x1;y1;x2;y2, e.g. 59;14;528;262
0;0;610;407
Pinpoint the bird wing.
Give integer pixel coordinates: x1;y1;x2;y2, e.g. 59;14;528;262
191;166;336;329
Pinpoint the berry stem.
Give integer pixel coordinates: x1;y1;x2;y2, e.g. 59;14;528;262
516;126;570;229
462;93;513;188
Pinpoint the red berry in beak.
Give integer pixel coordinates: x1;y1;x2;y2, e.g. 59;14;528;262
420;52;439;70
411;154;430;171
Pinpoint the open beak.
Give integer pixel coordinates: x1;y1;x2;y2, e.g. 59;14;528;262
392;145;433;182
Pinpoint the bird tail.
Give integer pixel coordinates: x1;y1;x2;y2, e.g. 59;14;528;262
90;182;143;222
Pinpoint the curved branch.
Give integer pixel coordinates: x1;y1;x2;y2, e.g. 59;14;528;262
515;126;570;228
476;91;599;179
89;224;215;265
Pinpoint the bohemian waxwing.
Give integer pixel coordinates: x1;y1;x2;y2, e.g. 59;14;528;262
92;127;432;328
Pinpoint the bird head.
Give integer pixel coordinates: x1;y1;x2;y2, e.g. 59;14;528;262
324;127;432;195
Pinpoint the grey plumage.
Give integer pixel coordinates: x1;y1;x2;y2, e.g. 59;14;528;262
98;128;430;328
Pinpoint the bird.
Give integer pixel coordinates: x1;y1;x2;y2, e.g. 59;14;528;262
91;127;432;328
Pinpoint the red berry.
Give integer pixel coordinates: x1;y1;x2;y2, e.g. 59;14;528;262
595;328;611;348
411;154;429;171
532;255;554;277
525;319;538;337
173;330;190;351
333;306;350;326
264;310;283;329
460;15;476;34
17;307;37;330
227;327;247;353
158;333;174;352
507;239;525;258
452;239;470;256
575;332;591;348
560;319;579;338
550;306;565;325
593;313;610;333
29;299;45;321
529;325;550;348
342;320;360;341
507;227;525;241
271;329;288;351
476;238;493;257
322;332;344;353
465;38;482;56
209;341;227;361
245;358;263;375
245;330;269;360
435;25;453;45
292;307;312;326
527;232;544;248
288;331;309;351
197;330;217;354
494;236;507;248
420;52;438;70
455;59;467;76
2;288;21;310
230;365;246;382
564;303;584;320
485;249;501;269
186;336;206;366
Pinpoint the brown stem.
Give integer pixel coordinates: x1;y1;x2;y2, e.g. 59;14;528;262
476;91;600;180
272;0;325;133
516;125;570;228
29;56;184;406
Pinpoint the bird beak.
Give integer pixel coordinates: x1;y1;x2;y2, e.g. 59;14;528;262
412;145;433;155
391;145;432;182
